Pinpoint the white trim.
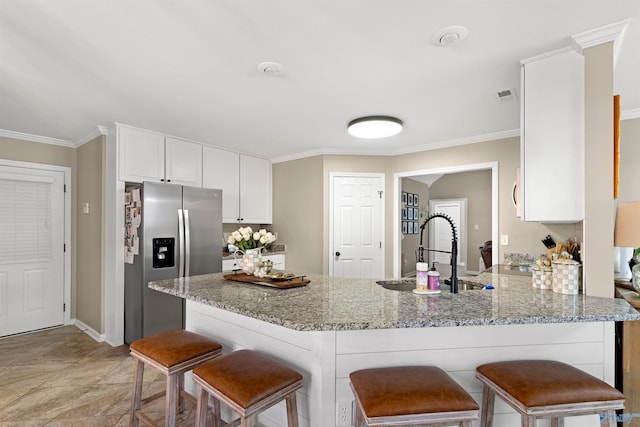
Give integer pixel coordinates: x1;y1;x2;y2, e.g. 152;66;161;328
0;159;72;330
621;108;640;121
571;19;630;64
329;172;385;278
272;129;520;164
0;129;74;147
71;318;106;342
75;126;109;147
393;161;498;278
520;46;575;65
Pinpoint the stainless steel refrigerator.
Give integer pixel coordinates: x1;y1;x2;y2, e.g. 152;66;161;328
124;181;222;344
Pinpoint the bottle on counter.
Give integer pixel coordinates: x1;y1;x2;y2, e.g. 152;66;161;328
427;262;440;291
416;262;429;292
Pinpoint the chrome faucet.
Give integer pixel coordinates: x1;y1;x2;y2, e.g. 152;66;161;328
417;213;459;294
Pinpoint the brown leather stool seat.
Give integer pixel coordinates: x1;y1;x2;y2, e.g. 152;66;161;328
349;366;480;426
476;360;625;427
192;349;303;427
129;330;223;427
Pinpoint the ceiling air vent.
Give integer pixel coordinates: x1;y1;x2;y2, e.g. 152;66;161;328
495;88;517;103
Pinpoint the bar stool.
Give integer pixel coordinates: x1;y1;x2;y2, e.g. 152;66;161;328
476;360;625;427
349;366;480;426
192;349;303;427
129;330;223;427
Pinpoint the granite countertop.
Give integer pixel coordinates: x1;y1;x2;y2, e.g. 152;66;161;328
148;271;640;332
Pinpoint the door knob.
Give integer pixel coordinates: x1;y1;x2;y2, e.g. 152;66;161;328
335;251;341;257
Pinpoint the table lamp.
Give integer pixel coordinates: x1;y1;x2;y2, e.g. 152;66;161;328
614;201;640;290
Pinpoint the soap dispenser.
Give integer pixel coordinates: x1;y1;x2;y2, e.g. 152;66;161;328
427;262;440;291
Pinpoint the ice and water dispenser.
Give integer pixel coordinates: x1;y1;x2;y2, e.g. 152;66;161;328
152;238;175;268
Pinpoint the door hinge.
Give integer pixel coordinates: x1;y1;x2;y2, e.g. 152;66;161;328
379;242;382;249
64;184;67;193
63;243;66;252
378;190;383;199
63;303;66;312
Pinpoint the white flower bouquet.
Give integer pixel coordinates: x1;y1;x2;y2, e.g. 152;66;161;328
227;226;276;252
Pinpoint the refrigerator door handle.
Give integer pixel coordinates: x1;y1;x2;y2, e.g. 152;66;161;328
178;209;185;278
184;209;191;277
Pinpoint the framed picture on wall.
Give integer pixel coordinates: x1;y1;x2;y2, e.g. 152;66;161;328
413;222;419;234
402;208;407;220
413;194;419;206
408;222;413;234
402;221;408;234
408;208;413;220
402;192;407;204
413;208;419;221
408;193;413;206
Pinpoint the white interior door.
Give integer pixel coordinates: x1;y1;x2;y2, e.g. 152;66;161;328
0;166;65;336
428;199;467;275
331;174;384;279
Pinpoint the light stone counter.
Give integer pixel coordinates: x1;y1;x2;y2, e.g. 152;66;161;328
149;271;639;331
149;272;639;427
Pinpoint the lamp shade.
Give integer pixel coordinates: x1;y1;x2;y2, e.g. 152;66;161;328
614;201;640;247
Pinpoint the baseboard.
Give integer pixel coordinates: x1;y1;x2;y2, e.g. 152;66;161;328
71;319;106;343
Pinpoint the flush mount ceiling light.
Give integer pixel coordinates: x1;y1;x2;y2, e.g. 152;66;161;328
431;25;468;47
347;116;403;139
257;61;285;77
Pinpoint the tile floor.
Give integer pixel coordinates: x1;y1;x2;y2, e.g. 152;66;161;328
0;325;198;426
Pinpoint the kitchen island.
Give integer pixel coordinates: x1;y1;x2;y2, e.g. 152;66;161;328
150;271;640;427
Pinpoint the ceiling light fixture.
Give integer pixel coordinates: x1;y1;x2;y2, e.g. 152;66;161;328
431;25;468;47
257;61;285;77
347;116;403;139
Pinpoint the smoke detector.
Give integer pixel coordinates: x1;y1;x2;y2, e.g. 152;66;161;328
257;62;285;77
495;88;517;103
431;25;468;47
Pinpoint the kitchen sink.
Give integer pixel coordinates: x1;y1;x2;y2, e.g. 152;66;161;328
376;279;486;292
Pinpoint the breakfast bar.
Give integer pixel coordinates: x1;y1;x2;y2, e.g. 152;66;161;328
149;271;640;427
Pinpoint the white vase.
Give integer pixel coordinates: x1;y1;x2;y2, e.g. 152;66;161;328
238;248;263;275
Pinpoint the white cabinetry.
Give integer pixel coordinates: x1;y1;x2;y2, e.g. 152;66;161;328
222;253;285;272
203;147;272;224
520;48;584;222
118;125;203;187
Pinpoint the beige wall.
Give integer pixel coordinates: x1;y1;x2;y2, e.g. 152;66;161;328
76;136;105;332
401;178;429;276
272;156;324;274
618;118;640;202
273;136;582;277
429;170;492;272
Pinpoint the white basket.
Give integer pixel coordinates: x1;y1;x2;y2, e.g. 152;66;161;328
552;260;582;295
532;266;553;289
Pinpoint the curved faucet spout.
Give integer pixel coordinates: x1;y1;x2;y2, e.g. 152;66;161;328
417;213;459;294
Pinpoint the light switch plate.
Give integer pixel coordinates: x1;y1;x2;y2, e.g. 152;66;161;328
500;234;509;246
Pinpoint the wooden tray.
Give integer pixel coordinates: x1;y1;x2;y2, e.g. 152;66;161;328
223;273;309;289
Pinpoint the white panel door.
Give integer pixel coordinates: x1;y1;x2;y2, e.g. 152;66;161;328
332;175;383;279
0;166;65;336
428;199;467;271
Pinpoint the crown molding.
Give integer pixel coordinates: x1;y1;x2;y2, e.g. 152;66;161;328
75;126;109;147
571;19;631;64
0;128;74;147
621;108;640;121
271;129;521;163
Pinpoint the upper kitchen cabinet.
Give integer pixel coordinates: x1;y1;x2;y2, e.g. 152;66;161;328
203;146;272;224
118;125;203;187
520;48;584;222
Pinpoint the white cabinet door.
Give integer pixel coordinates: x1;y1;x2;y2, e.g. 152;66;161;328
204;149;272;224
520;48;584;222
118;126;165;183
165;137;203;187
239;155;272;224
203;146;240;223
